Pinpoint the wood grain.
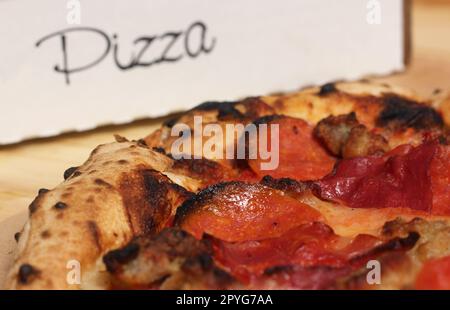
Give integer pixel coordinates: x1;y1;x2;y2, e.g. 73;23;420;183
1;1;450;287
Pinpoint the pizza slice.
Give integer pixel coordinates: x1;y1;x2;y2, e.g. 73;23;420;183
5;81;450;290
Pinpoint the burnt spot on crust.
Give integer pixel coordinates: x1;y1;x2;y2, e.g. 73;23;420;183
197;101;244;121
171;158;232;186
152;147;166;154
163;98;274;127
114;135;129;143
18;264;40;284
252;114;283;126
38;188;49;195
136;139;148;148
163;117;180;128
194;100;239;112
87;221;102;252
103;242;140;273
117;159;129;165
119;169;193;236
54;202;68;210
40;230;51;239
318;82;338;96
28;195;43;215
63;167;79;180
94;178;113;189
14;232;21;242
377;94;444;130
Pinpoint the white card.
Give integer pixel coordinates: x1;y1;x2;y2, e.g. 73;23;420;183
0;0;406;144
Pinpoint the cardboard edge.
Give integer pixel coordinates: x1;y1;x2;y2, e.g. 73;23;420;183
403;0;412;66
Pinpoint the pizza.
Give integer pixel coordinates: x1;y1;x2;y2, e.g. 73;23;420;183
5;81;450;290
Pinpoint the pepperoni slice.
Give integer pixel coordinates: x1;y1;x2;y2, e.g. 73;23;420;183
211;222;387;283
430;145;450;216
175;182;322;242
415;256;450;290
248;117;336;181
314;142;444;212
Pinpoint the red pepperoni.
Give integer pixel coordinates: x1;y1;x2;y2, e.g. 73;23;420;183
415;256;450;290
177;182;323;242
430;145;450;215
248;117;336;181
211;222;382;283
314;142;445;212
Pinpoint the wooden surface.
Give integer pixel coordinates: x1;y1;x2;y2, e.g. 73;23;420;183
1;1;450;287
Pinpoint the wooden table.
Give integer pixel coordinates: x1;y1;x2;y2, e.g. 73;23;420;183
1;1;450;287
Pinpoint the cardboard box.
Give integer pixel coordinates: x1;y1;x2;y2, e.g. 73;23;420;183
0;0;409;144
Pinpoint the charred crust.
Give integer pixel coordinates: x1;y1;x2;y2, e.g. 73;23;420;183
318;83;338;96
54;202;68;210
171;158;226;183
63;167;79;180
94;178;113;188
193;100;238;112
14;232;21;242
136;139;148;147
119;169;191;236
38;188;49;195
114;135;129;143
103;242;140;273
377;94;444;130
152;147;166;154
28;194;44;215
183;253;213;271
40;230;51;239
87;221;102;252
18;264;40;284
28;201;38;214
252;114;283;126
163;117;179;128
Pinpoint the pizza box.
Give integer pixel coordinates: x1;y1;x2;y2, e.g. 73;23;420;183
0;0;410;145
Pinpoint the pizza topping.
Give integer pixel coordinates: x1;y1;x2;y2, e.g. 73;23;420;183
415;256;450;290
175;182;322;242
248;116;336;181
313;113;389;158
314;141;441;212
430;145;450;215
260;175;311;199
211;222;418;283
